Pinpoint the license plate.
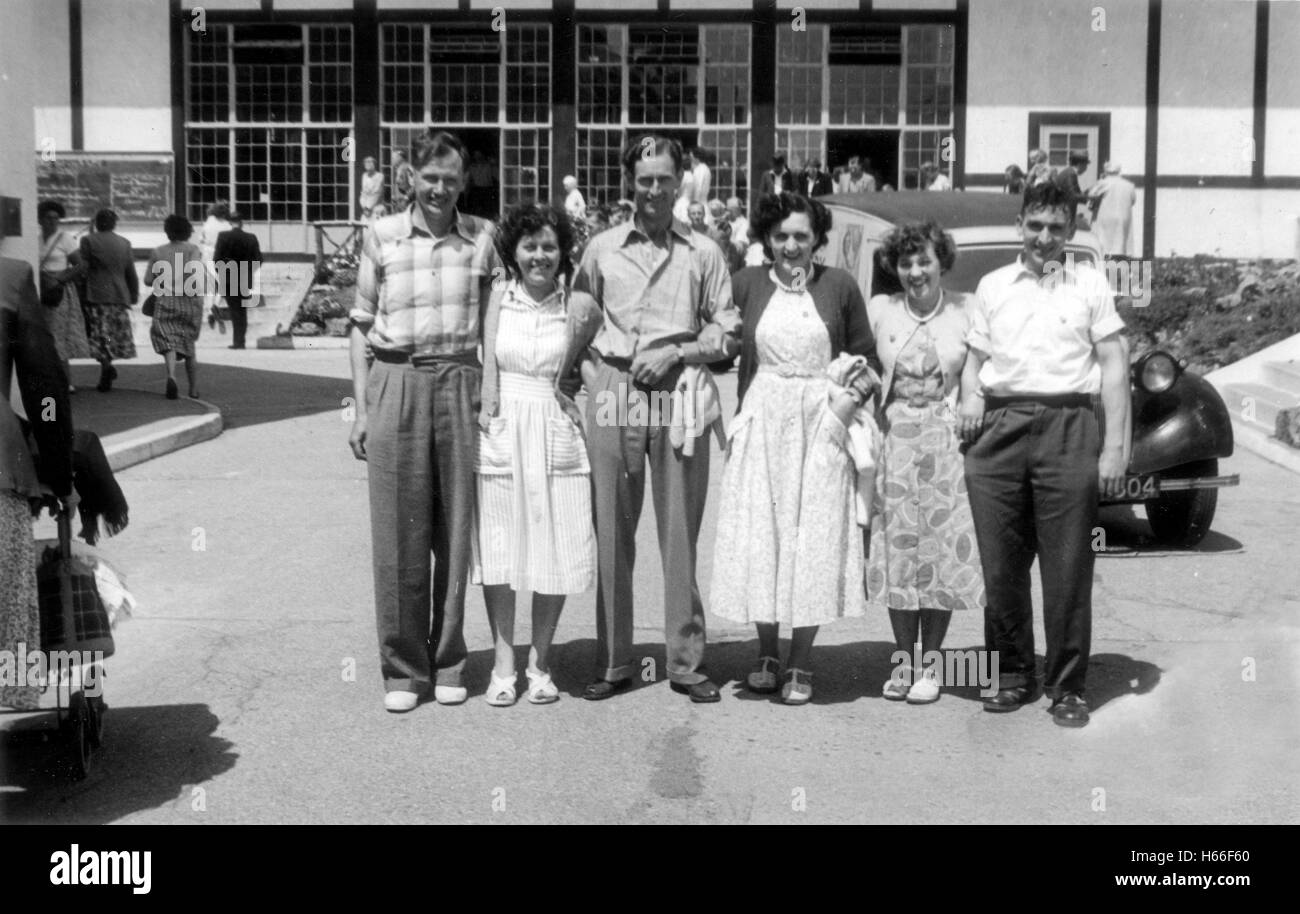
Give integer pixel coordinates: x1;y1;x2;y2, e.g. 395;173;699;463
1116;474;1160;500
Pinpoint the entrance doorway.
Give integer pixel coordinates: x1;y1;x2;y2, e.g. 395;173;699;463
827;130;899;191
450;127;500;218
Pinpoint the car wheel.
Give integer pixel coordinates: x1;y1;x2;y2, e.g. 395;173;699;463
1144;458;1219;548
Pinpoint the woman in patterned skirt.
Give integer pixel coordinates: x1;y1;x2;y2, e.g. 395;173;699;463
711;193;880;705
79;209;139;391
1;253;75;710
867;220;986;704
145;215;206;399
475;203;598;706
37;201;91;391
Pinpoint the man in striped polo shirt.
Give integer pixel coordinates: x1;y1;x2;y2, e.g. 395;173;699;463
348;131;500;714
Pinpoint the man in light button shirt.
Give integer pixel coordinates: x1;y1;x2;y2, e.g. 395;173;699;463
957;180;1129;728
573;134;740;704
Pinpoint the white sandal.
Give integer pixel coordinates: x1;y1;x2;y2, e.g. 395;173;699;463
485;670;517;707
524;667;559;705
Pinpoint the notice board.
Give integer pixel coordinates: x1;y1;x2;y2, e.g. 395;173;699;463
36;154;174;223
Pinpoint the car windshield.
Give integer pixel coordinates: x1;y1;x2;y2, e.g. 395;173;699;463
873;244;1098;296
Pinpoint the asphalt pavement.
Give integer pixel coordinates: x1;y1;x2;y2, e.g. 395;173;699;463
2;348;1297;824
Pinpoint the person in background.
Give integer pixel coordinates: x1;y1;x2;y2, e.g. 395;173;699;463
349;130;500;714
563;175;587;221
476;204;598;706
801;158;834;197
761;153;795;196
1053;150;1092;227
213;212;261;351
0;249;75;711
391;150;415;209
711;192;880;704
37;200;90;391
1003;164;1027;196
921;161;952;191
144;214;206;399
79;208;139;392
573;133;740;704
837;156;877;194
370;203;389;221
199;200;233;334
1088;162;1137;258
359;156;385;220
866;221;986;704
690;148;713;219
725;197;750;257
1026;148;1053;187
687;201;709;235
960;180;1130;728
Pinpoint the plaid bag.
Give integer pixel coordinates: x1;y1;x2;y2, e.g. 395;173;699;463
37;545;116;657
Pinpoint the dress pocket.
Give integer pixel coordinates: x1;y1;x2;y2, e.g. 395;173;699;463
545;416;590;475
477;416;514;475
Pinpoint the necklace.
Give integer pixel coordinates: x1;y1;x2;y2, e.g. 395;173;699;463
905;289;943;324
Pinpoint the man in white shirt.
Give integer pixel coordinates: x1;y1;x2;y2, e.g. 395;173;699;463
837;157;876;194
958;180;1129;728
563;175;586;221
921;161;951;191
725;197;750;255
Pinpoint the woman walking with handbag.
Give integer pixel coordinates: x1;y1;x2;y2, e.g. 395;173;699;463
144;215;207;399
37;201;91;391
79;209;139;392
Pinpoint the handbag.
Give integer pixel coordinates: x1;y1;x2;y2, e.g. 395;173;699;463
141;294;157;317
38;235;65;307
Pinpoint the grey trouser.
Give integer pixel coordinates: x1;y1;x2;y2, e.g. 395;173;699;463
366;352;479;692
584;361;711;685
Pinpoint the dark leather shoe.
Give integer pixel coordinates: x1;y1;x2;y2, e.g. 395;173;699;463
670;680;721;703
1050;693;1090;727
582;678;630;701
983;683;1037;713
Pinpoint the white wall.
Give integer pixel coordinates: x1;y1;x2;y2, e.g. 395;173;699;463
0;0;43;266
81;0;173;153
1157;0;1255;176
32;0;73;156
1266;0;1300;177
1156;189;1300;259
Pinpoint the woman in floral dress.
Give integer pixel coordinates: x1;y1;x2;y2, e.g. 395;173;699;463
867;220;986;704
711;193;880;705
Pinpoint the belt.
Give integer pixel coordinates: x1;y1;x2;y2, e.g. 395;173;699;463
984;393;1093;410
371;348;479;368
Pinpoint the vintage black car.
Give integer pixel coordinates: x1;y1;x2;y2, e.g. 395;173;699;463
815;192;1238;547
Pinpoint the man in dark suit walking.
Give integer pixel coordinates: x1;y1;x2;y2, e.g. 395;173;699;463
213;213;261;350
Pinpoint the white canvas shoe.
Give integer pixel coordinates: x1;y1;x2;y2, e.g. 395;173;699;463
434;684;468;705
384;690;420;713
906;667;941;704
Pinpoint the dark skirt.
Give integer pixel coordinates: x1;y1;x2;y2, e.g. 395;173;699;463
150;295;203;358
82;302;138;361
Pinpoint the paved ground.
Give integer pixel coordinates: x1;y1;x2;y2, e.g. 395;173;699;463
2;349;1297;824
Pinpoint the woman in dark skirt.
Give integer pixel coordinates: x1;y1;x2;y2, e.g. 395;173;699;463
144;215;206;399
79;209;139;392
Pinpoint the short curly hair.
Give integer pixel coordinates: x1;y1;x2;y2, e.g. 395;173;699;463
750;192;832;261
494;203;576;283
38;200;66;220
879;220;958;276
164;214;194;242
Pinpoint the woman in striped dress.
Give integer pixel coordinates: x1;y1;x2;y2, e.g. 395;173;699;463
475;204;599;706
145;215;206;399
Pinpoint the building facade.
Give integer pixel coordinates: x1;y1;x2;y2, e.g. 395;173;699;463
2;0;1298;260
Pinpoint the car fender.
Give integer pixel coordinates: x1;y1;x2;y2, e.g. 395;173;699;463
1129;372;1235;475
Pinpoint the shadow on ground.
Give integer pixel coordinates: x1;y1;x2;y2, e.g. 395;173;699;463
71;362;352;434
0;703;236;824
1098;505;1244;555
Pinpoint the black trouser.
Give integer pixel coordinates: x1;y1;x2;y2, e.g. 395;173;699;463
225;295;250;347
963;396;1099;699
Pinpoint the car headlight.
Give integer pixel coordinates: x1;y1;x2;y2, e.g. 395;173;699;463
1140;352;1179;394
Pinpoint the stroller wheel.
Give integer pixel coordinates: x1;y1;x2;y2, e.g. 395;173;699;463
64;693;93;781
87;694;106;749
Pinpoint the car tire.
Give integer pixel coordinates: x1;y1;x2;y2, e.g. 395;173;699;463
1144;458;1219;548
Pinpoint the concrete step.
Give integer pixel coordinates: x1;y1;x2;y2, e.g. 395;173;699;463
1222;381;1296;433
1262;360;1300;399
